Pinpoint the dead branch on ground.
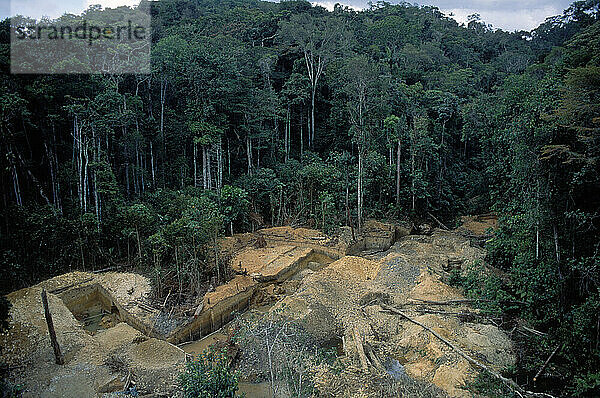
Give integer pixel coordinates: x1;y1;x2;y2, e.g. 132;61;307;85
380;304;556;398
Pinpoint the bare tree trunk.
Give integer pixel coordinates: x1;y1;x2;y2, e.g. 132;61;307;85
345;169;350;226
553;223;560;263
193;142;197;188
136;226;142;263
285;105;290;162
411;133;416;212
9;152;22;206
396;138;401;206
227;137;231;178
202;146;208;189
125;162;130;198
93;136;100;232
311;89;315;148
536;224;540;260
287;107;291;161
139;140;144;193
83;140;89;213
150;141;155;187
246;136;252;175
134;140;140;195
45;140;61;211
217;139;223;191
160;79;167;187
300;116;304;158
257;138;260;170
41;289;64;365
207;146;212;190
357;146;364;232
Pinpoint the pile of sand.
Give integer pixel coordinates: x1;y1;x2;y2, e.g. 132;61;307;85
457;214;497;237
0;273;186;397
273;230;514;397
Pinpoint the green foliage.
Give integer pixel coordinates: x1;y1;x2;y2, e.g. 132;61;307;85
448;262;515;316
0;296;10;332
0;379;23;398
178;349;240;398
1;2;600;396
465;372;517;398
220;185;250;235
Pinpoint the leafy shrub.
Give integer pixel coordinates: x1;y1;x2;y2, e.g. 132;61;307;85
447;261;515;316
0;379;23;398
178;349;240;398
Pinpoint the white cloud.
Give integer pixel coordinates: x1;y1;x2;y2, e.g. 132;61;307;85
312;2;363;11
86;0;141;9
10;0;86;20
4;0;142;20
443;5;561;31
310;0;571;31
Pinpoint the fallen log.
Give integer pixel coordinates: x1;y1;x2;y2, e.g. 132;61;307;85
428;212;449;230
364;342;385;372
409;298;527;306
123;371;132;392
533;345;561;383
193;302;204;318
408;308;496;321
520;325;547;337
49;277;94;295
92;266;121;274
380;304;555;398
162;289;172;309
134;300;158;313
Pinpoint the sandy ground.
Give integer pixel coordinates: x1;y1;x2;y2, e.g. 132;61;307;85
456;214;497;237
272;227;512;398
0;273;186;397
2;218;508;397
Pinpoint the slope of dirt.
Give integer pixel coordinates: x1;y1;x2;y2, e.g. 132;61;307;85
0;273;186;397
456;213;497;237
273;229;513;397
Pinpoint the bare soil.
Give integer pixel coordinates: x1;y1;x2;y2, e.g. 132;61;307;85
2;217;512;397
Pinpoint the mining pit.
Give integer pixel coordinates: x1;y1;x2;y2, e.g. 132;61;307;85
0;217;513;397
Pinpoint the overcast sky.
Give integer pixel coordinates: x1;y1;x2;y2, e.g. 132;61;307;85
315;0;573;31
1;0;574;31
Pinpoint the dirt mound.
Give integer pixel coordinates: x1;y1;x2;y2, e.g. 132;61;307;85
457;213;497;237
0;273;186;397
273;230;513;397
274;256;386;339
231;245;321;281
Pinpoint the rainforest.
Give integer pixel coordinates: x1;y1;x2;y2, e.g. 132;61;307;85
0;1;599;397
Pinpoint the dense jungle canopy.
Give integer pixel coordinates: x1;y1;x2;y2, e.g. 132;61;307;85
1;0;600;395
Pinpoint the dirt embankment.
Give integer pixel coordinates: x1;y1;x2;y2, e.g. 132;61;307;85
0;273;186;397
1;218;509;397
271;228;513;397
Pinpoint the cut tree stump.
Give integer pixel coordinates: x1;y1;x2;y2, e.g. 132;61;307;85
353;327;370;372
41;289;64;365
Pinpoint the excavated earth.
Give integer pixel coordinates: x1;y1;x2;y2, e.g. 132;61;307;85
283;230;513;397
0;217;511;397
0;272;187;397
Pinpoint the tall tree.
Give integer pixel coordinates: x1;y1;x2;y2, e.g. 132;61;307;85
278;13;349;148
